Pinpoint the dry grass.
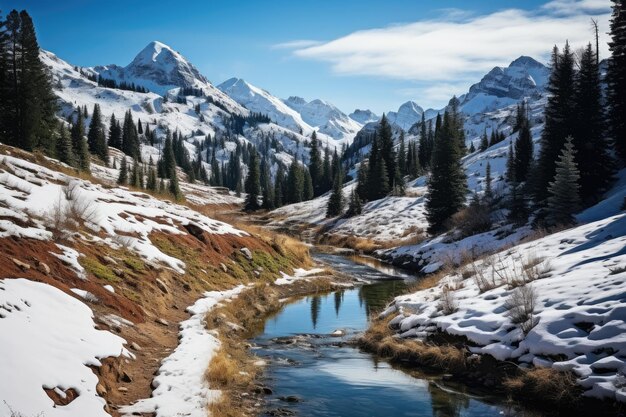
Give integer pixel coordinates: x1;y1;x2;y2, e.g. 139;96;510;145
505;284;538;334
359;316;467;374
320;232;425;253
503;367;581;405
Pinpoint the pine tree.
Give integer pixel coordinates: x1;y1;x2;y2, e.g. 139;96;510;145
70;111;86;156
469;141;476;153
121;110;140;159
146;167;157;191
378;114;401;191
326;168;344;217
479;129;489;152
397;131;407;176
484;162;493;201
162;132;177;180
506;141;516;183
244;150;261;211
322;148;332;193
87;103;108;164
574;43;613;203
274;165;285;208
117;157;128;185
286;160;304;204
308;131;323;196
368;156;390;200
607;0;626;163
355;161;369;202
346;189;362;217
547;137;581;225
303;168;314;201
0;10;57;151
535;43;577;204
260;157;275;210
130;158;142;188
425;109;467;234
418;112;430;169
108;113;122;149
56;125;75;167
168;172;182;200
514;119;534;183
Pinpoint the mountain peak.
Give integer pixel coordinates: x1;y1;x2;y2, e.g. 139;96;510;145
132;41;179;66
509;55;544;69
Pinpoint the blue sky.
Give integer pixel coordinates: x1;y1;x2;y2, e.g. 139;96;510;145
2;0;612;114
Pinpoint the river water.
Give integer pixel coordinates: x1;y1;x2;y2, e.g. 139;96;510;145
251;252;546;417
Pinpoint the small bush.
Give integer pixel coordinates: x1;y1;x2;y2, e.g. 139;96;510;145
448;203;492;238
439;286;457;315
506;284;538;334
206;349;240;388
503;367;580;404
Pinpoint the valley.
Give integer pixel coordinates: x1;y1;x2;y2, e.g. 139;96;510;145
1;2;626;417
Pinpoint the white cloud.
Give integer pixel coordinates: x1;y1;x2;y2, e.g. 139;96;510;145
285;1;611;84
272;39;323;50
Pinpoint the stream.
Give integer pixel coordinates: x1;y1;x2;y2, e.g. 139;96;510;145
252;252;547;417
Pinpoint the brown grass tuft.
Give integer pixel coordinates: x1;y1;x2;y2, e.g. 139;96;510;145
503;367;581;405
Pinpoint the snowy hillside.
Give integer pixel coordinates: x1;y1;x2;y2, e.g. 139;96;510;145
383;209;626;403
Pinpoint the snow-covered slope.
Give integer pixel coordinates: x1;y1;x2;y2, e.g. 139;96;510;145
0;278;131;417
384;210;626;403
218;77;313;134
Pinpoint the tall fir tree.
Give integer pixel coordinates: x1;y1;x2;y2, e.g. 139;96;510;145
117;157;128;185
326;168;345;217
0;10;57;151
355;161;369;202
308;131;323;196
574;43;613;203
87;103;108;164
397;131;407;176
121;110;140;159
514;117;533;183
607;0;626;163
534;43;576;204
56;124;75;167
303;167;314;201
260;157;275;210
484;162;493;201
547;137;581;225
425;109;467;234
286;160;304;204
108;113;122;149
244;150;261;211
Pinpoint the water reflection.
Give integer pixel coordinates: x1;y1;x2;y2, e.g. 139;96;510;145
253;254;545;417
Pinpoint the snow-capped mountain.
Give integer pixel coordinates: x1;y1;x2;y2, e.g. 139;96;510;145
218;77;312;135
386;101;424;131
283;96;362;141
349;109;379;125
459;56;549;115
89;41;242;114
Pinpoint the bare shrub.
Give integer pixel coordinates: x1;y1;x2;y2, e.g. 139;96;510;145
439;286;458;315
471;257;499;293
506;284;538;334
448;203;492;238
64;181;98;228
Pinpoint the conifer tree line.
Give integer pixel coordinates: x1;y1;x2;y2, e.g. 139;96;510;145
0;9;57;153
